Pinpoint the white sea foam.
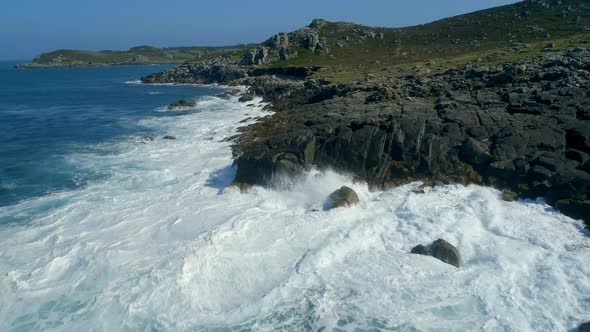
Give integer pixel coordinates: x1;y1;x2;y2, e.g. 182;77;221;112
0;93;589;331
124;79;143;85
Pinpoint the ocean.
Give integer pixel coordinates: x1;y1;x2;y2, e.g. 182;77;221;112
0;61;589;331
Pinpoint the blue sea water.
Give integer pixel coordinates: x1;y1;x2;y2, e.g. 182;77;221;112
0;61;223;208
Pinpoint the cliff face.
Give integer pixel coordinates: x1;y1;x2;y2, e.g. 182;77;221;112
230;49;590;227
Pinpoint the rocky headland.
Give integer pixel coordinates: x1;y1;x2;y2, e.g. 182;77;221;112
141;0;590;229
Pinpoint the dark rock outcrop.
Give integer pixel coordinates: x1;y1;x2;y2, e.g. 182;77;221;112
411;239;462;268
324;186;360;210
240;48;270;66
229;48;590;228
142;64;246;85
142;46;590;228
579;322;590;332
163;135;176;140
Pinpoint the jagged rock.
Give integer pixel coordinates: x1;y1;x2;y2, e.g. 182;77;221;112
240;47;270;66
299;29;321;52
324;186;360;210
167;99;197;110
142;64;246;85
270;33;289;48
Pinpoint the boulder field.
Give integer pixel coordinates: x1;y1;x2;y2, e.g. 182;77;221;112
143;48;590;228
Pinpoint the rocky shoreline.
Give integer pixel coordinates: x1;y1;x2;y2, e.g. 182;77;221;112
141;48;590;229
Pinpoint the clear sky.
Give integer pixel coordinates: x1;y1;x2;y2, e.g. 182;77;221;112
0;0;521;60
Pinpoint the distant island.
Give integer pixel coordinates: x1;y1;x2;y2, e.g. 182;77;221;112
15;44;257;68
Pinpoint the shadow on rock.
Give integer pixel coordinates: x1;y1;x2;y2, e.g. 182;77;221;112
205;165;238;194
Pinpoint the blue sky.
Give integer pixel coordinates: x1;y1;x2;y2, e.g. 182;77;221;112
0;0;520;60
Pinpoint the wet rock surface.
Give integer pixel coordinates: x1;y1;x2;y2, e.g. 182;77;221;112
144;48;590;228
324;186;360;210
230;49;590;228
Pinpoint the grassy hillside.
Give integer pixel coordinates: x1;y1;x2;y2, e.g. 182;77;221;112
257;0;590;82
18;44;256;68
20;0;590;75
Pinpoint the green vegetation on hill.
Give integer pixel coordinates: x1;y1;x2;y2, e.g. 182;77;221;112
246;0;590;82
17;44;256;68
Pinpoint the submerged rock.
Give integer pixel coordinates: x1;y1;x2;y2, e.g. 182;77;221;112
324;186;360;210
411;239;462;268
167;99;197;110
579;322;590;332
163;135;177;140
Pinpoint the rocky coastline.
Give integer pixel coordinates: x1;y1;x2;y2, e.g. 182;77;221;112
141;47;590;229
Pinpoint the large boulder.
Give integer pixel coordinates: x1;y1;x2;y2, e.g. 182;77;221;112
431;239;462;268
410;239;462;268
324;186;360;210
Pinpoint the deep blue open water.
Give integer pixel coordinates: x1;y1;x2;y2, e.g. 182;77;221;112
0;62;223;208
